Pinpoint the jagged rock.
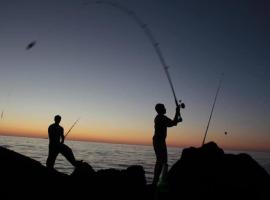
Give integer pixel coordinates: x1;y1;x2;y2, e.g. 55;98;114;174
71;161;95;178
167;142;270;200
1;142;269;200
0;146;147;199
92;166;147;199
0;146;69;198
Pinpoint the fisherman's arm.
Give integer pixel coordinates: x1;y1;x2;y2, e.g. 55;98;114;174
48;126;52;141
167;105;181;127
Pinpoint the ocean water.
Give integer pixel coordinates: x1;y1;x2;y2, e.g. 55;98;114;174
0;135;269;183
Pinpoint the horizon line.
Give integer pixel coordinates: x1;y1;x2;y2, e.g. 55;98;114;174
1;133;269;153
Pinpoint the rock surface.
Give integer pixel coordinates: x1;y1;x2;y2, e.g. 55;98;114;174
167;142;270;200
0;142;269;199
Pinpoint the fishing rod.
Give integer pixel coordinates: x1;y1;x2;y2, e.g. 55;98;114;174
1;91;12;120
202;73;224;146
1;109;4;119
85;0;185;109
65;118;80;138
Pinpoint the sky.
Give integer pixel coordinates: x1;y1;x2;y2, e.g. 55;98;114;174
0;0;269;151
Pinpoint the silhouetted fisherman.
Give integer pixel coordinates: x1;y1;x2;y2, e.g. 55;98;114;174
152;103;182;186
26;41;36;50
46;115;80;169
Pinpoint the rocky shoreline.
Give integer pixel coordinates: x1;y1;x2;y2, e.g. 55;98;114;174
0;142;269;199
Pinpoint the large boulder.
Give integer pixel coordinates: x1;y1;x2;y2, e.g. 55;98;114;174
0;146;148;199
2;142;268;200
0;146;69;198
89;165;147;199
167;142;270;200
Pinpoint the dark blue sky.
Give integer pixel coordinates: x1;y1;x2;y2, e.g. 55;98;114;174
0;0;269;150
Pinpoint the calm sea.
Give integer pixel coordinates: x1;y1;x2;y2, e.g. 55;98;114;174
0;135;269;183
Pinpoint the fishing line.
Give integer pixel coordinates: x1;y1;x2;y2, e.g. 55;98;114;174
84;0;184;107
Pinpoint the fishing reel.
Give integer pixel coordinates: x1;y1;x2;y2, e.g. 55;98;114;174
177;100;185;122
178;100;185;109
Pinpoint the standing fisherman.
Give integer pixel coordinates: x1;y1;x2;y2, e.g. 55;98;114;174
152;103;182;186
89;0;186;185
46;115;81;169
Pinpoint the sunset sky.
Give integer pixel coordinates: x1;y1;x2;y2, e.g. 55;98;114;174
0;0;269;151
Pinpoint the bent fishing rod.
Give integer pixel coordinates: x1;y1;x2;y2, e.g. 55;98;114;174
65;118;80;138
202;73;224;146
85;1;185;110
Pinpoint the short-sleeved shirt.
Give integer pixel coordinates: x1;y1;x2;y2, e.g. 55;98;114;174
48;123;64;145
153;115;175;141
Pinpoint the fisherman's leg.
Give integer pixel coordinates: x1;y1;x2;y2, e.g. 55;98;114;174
153;160;163;186
59;144;77;166
160;144;168;182
46;146;58;169
152;140;163;185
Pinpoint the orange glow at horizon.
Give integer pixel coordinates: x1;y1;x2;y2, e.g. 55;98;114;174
1;121;270;152
0;113;269;152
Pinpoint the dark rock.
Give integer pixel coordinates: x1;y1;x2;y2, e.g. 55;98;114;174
93;166;147;199
0;146;69;198
71;161;95;178
167;142;270;200
0;146;148;199
1;142;269;200
125;165;147;187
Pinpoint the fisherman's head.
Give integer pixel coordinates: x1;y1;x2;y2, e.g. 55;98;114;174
155;103;166;115
54;115;61;124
